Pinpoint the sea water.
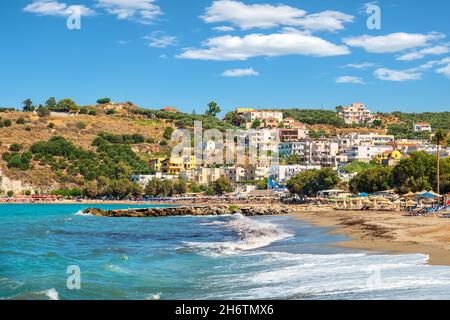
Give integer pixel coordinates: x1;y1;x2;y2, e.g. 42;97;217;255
1;204;450;300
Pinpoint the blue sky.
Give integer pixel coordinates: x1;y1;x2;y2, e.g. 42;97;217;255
1;0;450;115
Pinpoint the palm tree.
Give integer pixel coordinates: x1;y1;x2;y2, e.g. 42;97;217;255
433;129;447;194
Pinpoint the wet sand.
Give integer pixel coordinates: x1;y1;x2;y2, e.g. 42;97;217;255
291;210;450;266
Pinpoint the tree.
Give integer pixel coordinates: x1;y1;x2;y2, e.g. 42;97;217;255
36;105;51;117
97;98;111;105
205;101;221;117
251;119;261;129
210;176;233;195
163;126;174;140
22;99;34;112
349;167;393;194
392;151;436;193
224;111;240;126
433;129;448;194
56;98;78;113
45;97;57;109
287;168;340;197
285;154;301;165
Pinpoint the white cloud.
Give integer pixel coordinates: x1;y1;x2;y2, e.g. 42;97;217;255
213;26;235;32
177;29;350;61
397;45;449;61
222;68;259;77
202;0;353;32
374;68;422;81
416;57;450;71
23;0;95;17
144;32;177;48
96;0;162;24
343;62;377;69
436;63;450;78
344;32;443;53
336;76;365;84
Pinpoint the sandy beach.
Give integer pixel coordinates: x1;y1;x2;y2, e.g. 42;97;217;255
291;209;450;266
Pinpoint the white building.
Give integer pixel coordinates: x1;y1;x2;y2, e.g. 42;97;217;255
336;103;376;125
346;145;393;163
270;165;321;183
224;166;247;183
413;122;432;133
131;174;177;187
246;166;270;181
242;110;283;124
279;139;340;168
238;129;279;154
337;132;395;152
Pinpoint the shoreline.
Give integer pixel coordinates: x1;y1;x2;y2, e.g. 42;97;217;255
3;201;450;267
290;210;450;267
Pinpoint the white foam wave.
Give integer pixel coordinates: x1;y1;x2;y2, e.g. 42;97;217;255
185;214;293;256
145;293;161;300
197;252;450;300
75;210;92;216
45;288;59;300
105;264;129;274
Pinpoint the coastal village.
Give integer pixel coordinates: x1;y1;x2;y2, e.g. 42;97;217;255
0;99;449;215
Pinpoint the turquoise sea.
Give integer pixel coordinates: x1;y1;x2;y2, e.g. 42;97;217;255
2;204;450;300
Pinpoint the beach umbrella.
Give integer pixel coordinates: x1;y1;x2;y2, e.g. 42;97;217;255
406;200;417;207
358;192;369;197
401;192;415;198
415;192;438;199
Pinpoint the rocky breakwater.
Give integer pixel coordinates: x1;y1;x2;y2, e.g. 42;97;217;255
83;205;291;217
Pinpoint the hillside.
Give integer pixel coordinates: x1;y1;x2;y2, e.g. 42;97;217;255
0;108;171;194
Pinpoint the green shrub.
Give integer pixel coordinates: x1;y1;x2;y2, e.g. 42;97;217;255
76;122;86;129
163;127;174;140
97;98;111;105
16;117;26;125
9;144;22;152
3;119;12;127
79;107;89;115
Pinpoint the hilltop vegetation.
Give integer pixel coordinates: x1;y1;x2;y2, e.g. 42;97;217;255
276;109;346;127
382;111;450;139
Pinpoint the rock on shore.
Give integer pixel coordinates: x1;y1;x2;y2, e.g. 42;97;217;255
83;205;291;217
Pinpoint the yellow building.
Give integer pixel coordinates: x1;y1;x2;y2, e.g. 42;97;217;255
375;150;403;166
151;155;197;175
236;108;255;114
182;155;197;171
161;157;184;175
149;158;166;172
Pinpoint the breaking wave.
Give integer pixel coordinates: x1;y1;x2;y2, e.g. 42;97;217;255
185;214;292;256
75;210;92;216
